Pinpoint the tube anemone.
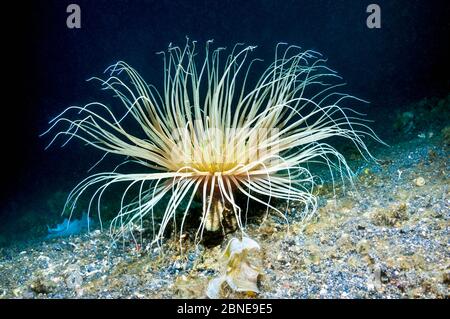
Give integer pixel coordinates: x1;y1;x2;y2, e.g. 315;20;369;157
42;40;382;248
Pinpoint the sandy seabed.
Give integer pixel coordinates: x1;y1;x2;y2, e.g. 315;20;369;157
0;134;448;299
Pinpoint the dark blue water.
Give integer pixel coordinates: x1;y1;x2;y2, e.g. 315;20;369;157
1;0;449;246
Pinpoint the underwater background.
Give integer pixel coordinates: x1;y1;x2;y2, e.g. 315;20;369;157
0;0;449;299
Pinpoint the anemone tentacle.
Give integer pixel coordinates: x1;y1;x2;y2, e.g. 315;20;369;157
43;39;382;248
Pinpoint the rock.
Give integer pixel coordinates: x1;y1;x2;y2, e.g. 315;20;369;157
371;203;409;227
336;233;353;252
29;276;55;294
356;239;370;255
442;272;450;285
174;275;207;298
65;264;83;289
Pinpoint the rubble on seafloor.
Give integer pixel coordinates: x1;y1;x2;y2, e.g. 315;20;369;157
0;93;449;299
